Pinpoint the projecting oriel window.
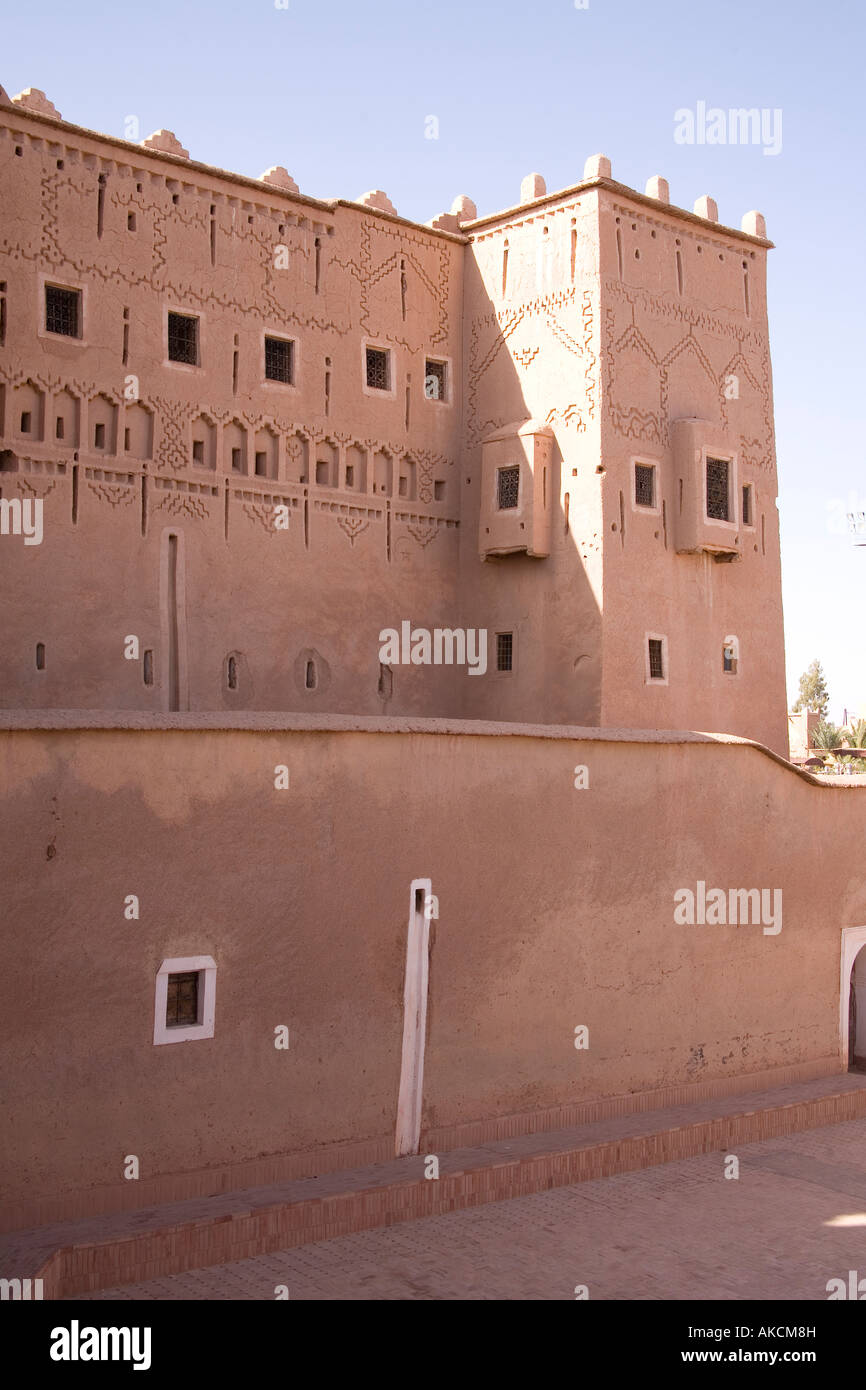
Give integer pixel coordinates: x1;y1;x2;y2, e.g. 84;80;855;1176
496;632;514;672
424;360;447;401
497;466;520;510
45;285;81;337
366;347;390;391
706;456;731;521
634;463;656;509
165;971;199;1028
167;312;199;365
265;335;294;384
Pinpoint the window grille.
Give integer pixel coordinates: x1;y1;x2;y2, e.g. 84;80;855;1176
166;971;199;1027
635;464;655;508
366;347;390;390
265;336;293;383
497;466;520;510
45;285;80;337
648;638;664;680
497;632;513;671
706;456;730;521
168;312;198;365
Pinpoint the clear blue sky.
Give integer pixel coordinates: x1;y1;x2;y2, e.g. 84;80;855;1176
5;0;864;719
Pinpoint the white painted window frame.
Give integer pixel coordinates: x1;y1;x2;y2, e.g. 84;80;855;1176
153;955;217;1046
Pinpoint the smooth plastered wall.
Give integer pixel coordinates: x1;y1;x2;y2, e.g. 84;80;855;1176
1;717;864;1227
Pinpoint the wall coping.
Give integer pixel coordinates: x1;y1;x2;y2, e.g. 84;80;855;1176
0;711;856;788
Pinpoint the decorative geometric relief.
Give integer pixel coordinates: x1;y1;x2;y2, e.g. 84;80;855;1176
405;522;439;548
545;404;587;433
154;491;211;521
609;405;664;444
151;397;193;473
582;289;598;421
14;476;56;500
660;333;719;427
87;480;136;508
336;516;370;546
739;436;771;471
241;502;283;533
719;351;774;471
514;347;540;368
607;324;664;442
403;449;450;505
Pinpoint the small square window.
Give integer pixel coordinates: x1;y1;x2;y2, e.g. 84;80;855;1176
366;347;390;391
496;632;513;671
166;971;199;1028
634;463;656;508
497;466;520;510
168;311;199;365
265;336;293;384
45;285;80;337
425;360;447;401
154;955;216;1045
742;484;753;526
648;638;665;681
706;456;730;521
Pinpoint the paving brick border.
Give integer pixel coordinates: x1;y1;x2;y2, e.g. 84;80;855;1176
1;1055;839;1234
36;1081;866;1300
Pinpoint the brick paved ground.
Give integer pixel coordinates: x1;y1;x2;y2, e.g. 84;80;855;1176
79;1116;866;1300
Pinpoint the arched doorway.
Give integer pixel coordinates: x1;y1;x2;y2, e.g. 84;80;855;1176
841;929;866;1070
850;948;866;1071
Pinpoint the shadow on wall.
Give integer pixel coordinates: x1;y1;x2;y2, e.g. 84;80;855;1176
456;244;602;727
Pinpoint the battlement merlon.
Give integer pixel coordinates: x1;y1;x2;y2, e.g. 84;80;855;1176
0;86;771;250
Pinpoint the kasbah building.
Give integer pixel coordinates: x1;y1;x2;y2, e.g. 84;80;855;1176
0;82;864;1298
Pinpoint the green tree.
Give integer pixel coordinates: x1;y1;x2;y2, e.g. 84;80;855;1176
846;719;866;749
792;659;829;718
811;720;843;751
